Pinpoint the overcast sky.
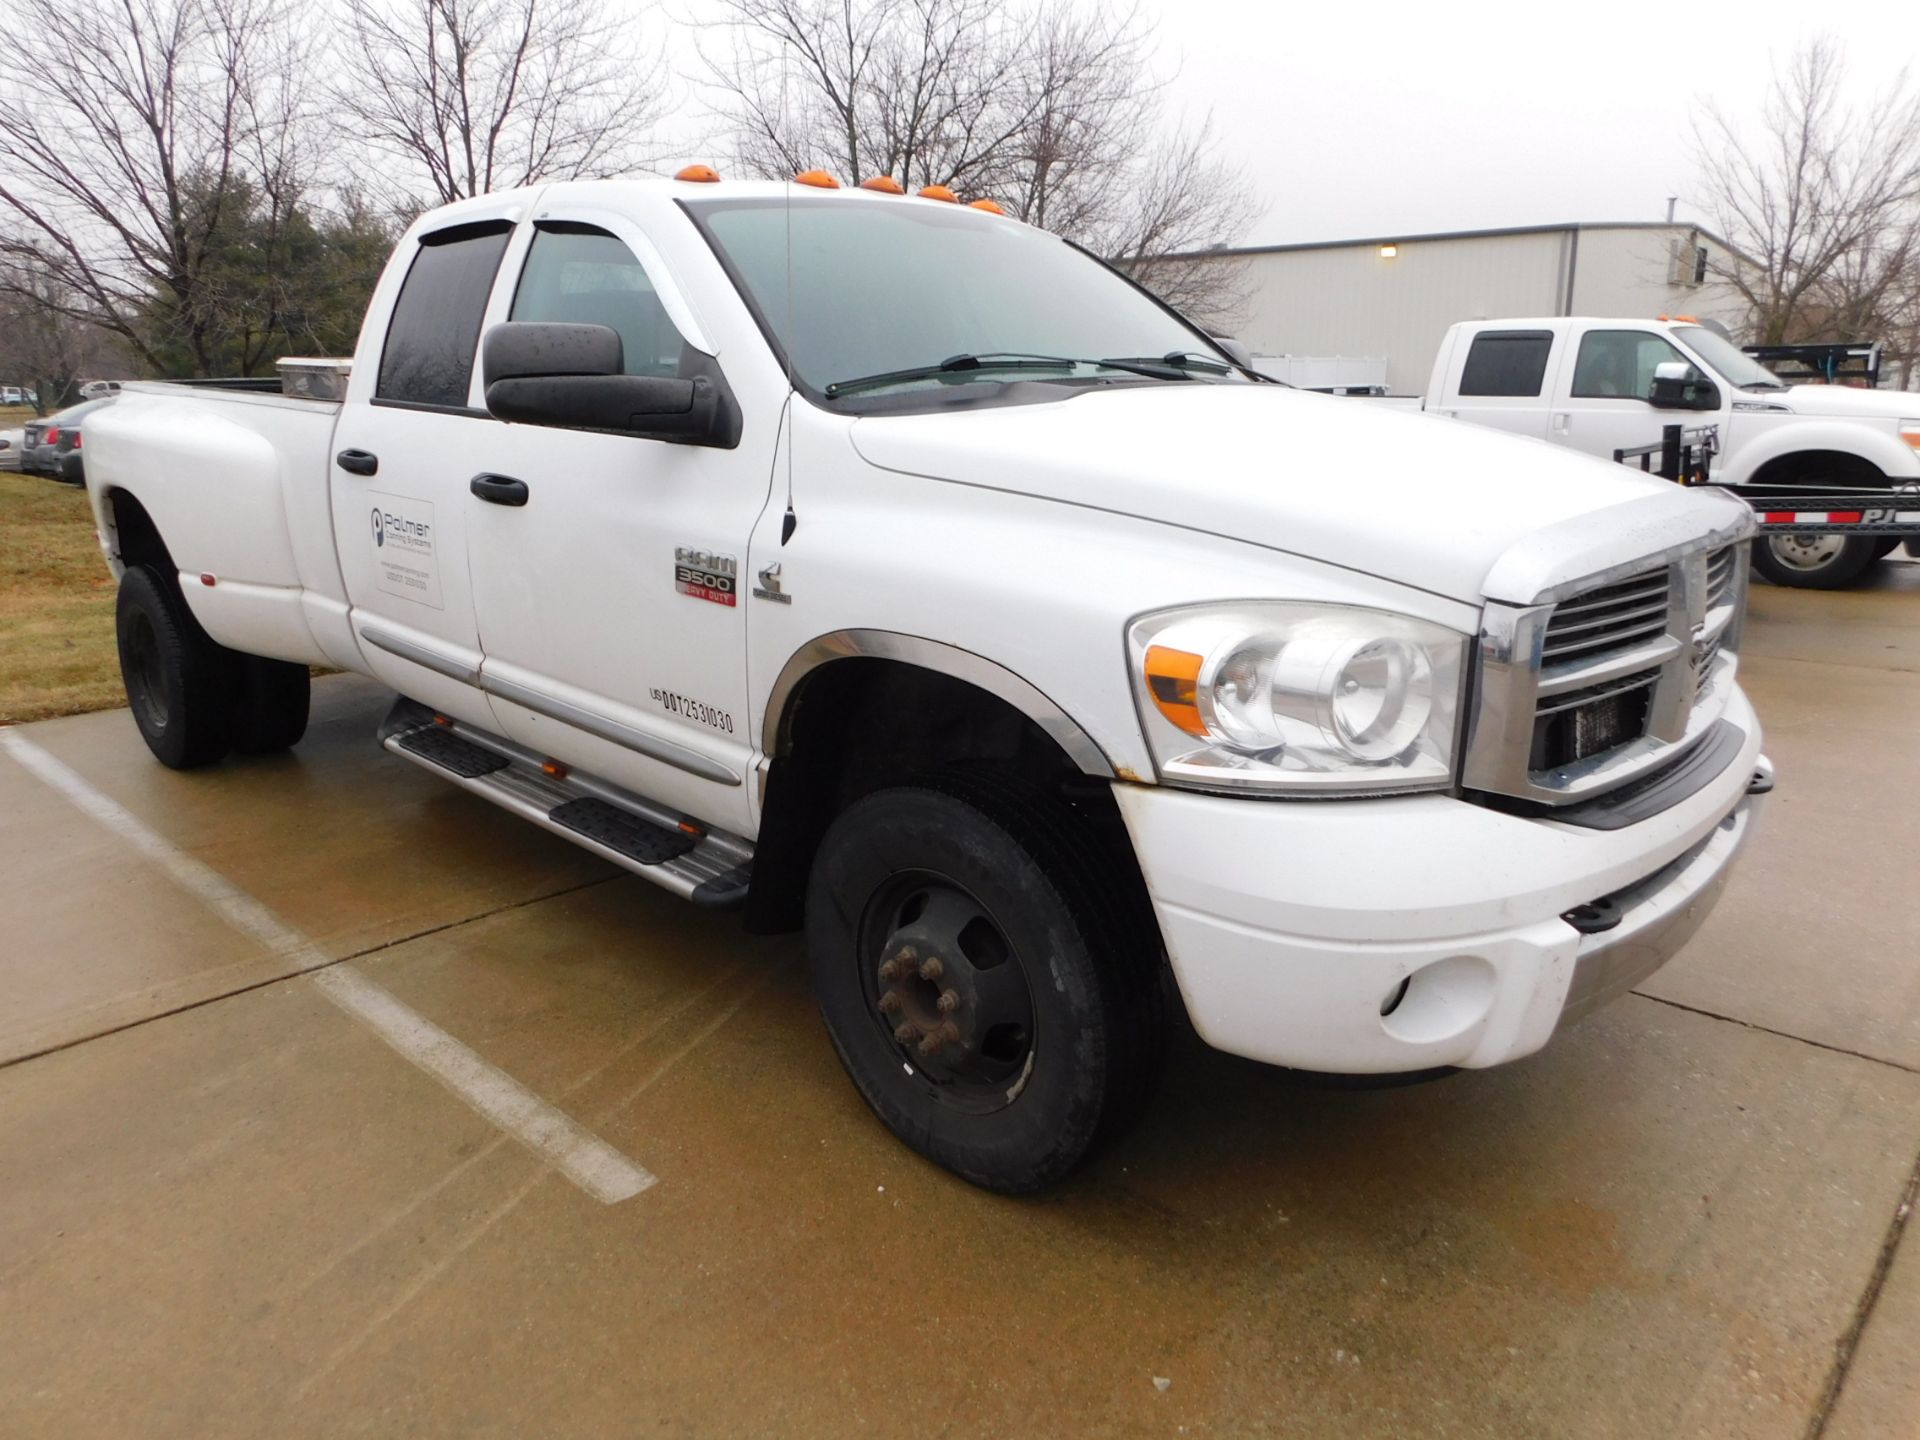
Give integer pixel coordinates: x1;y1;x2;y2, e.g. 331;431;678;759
663;0;1920;249
1146;0;1920;246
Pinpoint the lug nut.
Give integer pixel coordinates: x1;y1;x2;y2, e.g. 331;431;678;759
918;1031;945;1057
893;1021;920;1045
937;988;960;1014
877;992;902;1015
919;957;944;982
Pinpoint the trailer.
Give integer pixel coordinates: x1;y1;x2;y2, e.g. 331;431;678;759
1615;424;1920;587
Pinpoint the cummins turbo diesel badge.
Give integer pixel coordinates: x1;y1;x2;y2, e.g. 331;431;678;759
674;547;737;607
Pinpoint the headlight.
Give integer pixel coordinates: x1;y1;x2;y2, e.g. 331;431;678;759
1128;603;1468;794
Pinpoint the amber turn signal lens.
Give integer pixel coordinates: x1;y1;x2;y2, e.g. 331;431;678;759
1143;645;1208;737
918;185;958;203
674;164;720;182
795;169;840;189
859;175;905;194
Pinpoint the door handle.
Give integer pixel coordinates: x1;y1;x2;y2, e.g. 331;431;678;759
470;473;529;507
336;448;379;476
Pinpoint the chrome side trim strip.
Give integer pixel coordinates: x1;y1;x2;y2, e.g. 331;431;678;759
762;630;1115;778
359;626;480;686
481;672;741;787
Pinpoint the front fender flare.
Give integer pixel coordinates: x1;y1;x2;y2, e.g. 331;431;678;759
762;629;1116;778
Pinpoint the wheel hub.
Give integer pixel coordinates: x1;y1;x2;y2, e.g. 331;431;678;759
1772;532;1845;570
863;878;1035;1101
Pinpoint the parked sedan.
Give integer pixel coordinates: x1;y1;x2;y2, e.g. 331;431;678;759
0;427;22;471
22;398;111;483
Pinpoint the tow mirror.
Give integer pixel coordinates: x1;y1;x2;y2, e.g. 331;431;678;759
482;322;733;447
1649;360;1719;412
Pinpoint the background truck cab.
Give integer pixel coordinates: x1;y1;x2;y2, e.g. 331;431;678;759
1424;317;1920;587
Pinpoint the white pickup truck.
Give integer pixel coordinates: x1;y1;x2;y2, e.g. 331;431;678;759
1411;316;1920;588
83;176;1770;1191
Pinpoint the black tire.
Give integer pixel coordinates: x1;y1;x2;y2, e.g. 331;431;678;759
228;654;310;754
805;771;1168;1194
1873;537;1902;560
1751;533;1880;590
114;564;233;769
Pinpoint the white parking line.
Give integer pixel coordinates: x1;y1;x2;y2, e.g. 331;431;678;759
0;729;656;1204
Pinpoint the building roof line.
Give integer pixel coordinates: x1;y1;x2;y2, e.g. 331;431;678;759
1169;219;1746;262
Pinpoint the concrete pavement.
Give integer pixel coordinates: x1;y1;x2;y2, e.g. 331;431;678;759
3;565;1919;1438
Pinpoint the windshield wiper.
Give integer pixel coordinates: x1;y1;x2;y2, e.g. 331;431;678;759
824;351;1195;398
1105;350;1237;376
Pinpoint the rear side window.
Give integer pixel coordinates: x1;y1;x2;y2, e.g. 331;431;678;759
1458;331;1553;397
510;225;688;378
376;221;514;408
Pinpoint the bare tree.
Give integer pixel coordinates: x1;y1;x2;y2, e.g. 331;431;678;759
1693;37;1920;346
334;0;670;207
0;261;132;413
0;0;307;377
699;0;1261;323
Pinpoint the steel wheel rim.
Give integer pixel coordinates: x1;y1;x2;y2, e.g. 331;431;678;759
1770;533;1846;570
125;610;169;733
857;870;1037;1115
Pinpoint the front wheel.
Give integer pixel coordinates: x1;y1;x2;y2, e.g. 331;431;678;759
1751;532;1880;590
805;773;1168;1193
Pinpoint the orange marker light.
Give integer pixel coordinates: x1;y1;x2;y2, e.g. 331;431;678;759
918;185;958;203
859;175;905;194
968;198;1007;215
541;759;570;780
674;164;720;183
1143;645;1208;738
795;169;840;189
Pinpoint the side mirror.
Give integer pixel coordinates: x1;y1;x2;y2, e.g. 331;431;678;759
1211;335;1255;370
482;321;731;447
1649;360;1719;412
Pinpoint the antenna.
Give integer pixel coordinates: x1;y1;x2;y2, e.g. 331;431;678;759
780;55;798;544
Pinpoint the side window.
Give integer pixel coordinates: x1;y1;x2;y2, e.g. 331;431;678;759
510;224;687;379
1571;330;1702;400
376;221;514;408
1458;331;1553;397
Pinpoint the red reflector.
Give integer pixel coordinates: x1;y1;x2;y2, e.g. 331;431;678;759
199;573;216;586
1830;512;1863;523
1762;512;1793;524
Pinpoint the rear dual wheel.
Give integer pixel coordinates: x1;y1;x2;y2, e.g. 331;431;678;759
806;772;1168;1194
115;564;309;769
1751;533;1881;590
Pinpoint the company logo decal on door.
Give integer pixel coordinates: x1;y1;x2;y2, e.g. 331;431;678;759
674;547;737;607
368;491;443;609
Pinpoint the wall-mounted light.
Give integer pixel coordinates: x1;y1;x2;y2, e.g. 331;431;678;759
1378;244;1399;259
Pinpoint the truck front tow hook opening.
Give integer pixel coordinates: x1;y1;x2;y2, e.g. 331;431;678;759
1747;767;1775;796
1561;897;1624;936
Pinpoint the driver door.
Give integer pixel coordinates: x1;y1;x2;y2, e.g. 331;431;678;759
463;216;780;833
1548;326;1703;464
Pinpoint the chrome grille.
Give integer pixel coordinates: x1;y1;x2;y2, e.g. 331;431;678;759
1463;535;1751;807
1540;569;1670;664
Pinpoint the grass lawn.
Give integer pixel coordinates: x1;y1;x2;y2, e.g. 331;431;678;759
0;472;122;724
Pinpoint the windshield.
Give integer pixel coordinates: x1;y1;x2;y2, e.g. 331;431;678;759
688;197;1245;402
1673;326;1787;389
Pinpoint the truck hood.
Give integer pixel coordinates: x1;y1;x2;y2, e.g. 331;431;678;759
849;384;1749;604
1775;385;1920;421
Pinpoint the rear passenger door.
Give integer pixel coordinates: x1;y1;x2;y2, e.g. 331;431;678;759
332;210;519;727
1443;328;1557;440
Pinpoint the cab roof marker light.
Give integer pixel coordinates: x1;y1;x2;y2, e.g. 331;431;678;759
795;169;840;189
859;175;905;194
918;185;958;203
968;198;1007;215
674;164;720;183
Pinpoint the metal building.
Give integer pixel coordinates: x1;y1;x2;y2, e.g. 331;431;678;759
1192;222;1749;395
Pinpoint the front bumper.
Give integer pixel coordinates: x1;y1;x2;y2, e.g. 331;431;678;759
1115;686;1767;1074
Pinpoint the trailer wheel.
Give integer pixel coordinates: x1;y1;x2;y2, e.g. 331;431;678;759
805;770;1168;1194
228;654;310;754
1752;533;1880;590
115;565;233;769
